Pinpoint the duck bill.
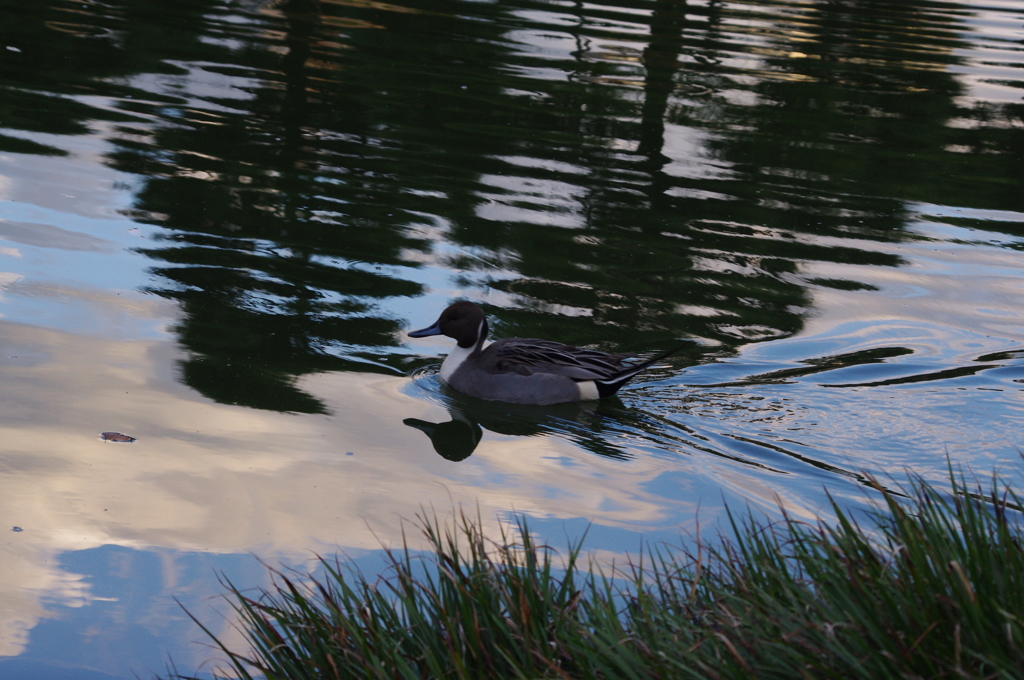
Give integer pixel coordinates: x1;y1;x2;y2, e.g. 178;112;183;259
408;321;443;338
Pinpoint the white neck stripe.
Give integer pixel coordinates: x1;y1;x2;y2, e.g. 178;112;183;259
440;343;473;382
440;319;488;384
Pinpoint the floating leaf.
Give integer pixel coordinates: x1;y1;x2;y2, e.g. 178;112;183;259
99;431;136;443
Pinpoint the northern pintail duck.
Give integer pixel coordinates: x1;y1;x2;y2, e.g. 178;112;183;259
409;301;682;405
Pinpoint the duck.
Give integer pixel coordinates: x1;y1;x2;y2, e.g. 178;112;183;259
408;301;683;405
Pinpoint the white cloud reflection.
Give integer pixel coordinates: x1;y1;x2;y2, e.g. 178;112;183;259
0;313;719;659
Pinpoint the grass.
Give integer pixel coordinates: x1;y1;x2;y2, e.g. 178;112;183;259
169;468;1024;680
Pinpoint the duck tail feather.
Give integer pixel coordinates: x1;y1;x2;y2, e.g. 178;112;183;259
594;343;687;398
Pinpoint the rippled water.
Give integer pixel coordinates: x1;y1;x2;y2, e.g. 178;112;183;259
1;0;1023;676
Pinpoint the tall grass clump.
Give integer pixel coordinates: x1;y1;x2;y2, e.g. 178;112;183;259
170;469;1024;680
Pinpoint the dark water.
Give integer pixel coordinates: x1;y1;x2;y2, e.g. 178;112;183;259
1;0;1023;676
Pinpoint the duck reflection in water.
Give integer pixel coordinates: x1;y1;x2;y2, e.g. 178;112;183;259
404;393;629;462
403;411;482;462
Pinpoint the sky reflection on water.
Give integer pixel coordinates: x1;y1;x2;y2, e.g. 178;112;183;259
1;0;1024;676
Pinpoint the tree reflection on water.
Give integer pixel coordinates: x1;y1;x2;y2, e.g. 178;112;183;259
2;0;1020;415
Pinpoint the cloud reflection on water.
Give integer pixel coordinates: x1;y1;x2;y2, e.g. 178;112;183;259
0;317;720;662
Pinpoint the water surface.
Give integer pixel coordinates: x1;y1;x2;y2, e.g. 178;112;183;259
1;0;1023;676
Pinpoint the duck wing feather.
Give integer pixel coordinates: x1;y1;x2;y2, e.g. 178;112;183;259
485;338;634;381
